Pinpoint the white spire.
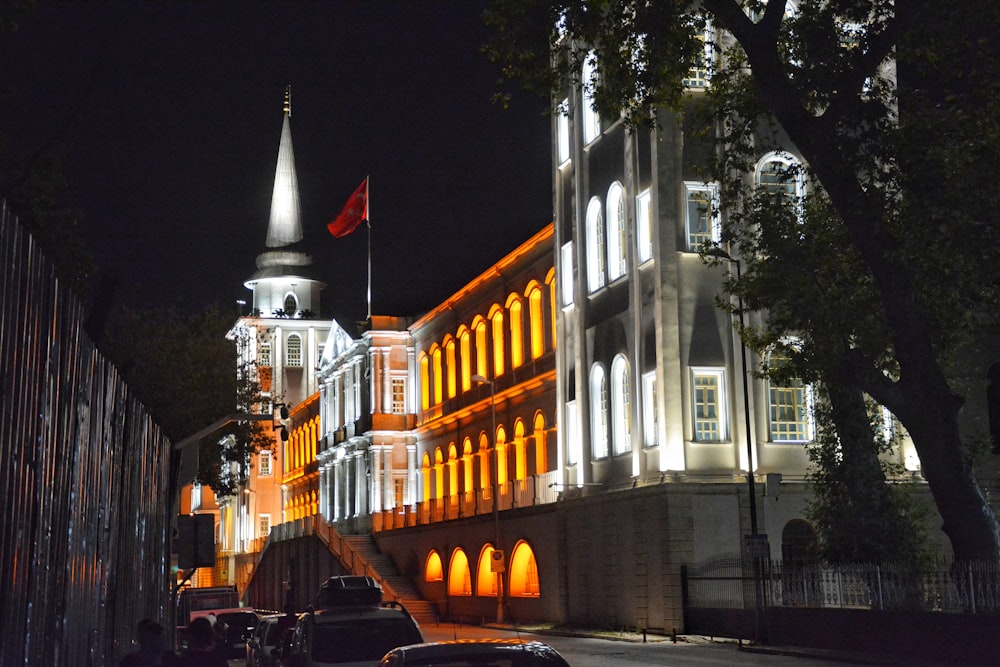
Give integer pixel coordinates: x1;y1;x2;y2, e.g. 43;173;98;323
265;86;302;248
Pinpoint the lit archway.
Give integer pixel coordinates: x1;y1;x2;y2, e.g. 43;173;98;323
448;548;472;596
425;550;443;582
509;540;540;597
476;544;500;597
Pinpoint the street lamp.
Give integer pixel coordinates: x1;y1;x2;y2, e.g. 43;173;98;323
471;373;504;624
705;246;765;642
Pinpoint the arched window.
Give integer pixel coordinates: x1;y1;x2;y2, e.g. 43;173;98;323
421;453;432;503
434;448;445;500
458;327;472;392
476;545;501;597
284;292;299;316
444;337;457;398
419;354;430;410
546;268;557;348
496;425;508;487
478;433;491;493
509;541;540;597
514;419;527;481
756;151;805;220
526;282;544;359
448;442;459;496
636;189;653;264
490;307;505;377
586;197;605;293
507;295;524;369
611;354;632;455
432;345;443;405
473;317;488;380
286;333;303;367
606;182;627;281
425;550;443;582
590;364;609;458
448;549;472;596
582;51;601;144
462;437;474;493
767;350;813;442
533;412;547;475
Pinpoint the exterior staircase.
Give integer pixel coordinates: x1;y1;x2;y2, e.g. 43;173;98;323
338;534;440;627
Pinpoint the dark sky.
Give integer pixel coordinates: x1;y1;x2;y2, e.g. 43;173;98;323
1;1;553;321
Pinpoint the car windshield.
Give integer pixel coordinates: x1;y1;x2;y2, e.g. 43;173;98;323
312;617;422;663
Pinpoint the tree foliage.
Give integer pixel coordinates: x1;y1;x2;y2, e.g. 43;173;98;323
485;0;1000;559
100;303;270;496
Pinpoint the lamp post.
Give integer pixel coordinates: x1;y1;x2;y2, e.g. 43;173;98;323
471;374;503;624
706;247;765;642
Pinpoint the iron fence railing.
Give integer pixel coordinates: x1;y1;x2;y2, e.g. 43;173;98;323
0;201;175;666
683;555;1000;614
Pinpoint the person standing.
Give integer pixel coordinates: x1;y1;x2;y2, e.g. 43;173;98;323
120;618;176;666
174;617;228;667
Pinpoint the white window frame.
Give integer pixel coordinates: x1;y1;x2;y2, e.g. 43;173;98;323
258;450;273;477
259;342;272;367
258;514;271;538
590;364;609;459
391;377;407;414
606;182;627;282
684;182;720;251
566;400;579;466
582;52;601;144
560;241;575;307
611;355;632;455
766;351;814;443
586;197;606;294
682;23;714;88
692;367;727;443
286;333;303;367
642;371;659;447
636;189;653;264
755;151;806;221
557;98;571;165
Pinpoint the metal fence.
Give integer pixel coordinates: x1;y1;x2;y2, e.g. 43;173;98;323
683;555;1000;614
0;202;175;666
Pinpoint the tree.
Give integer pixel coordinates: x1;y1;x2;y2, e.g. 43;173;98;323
100;303;270;496
485;0;1000;560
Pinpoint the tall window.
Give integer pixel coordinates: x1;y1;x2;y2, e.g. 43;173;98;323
491;309;505;377
582;52;601;144
527;285;544;359
286;334;302;367
445;338;457;398
259;342;272;367
474;318;488;379
557;98;570;165
692;368;726;442
611;355;632;455
590;364;609;458
420;355;430;410
259;450;273;476
432;347;443;405
586;197;606;293
682;24;713;88
767;352;813;442
642;371;659;447
560;242;575;306
459;327;472;392
258;514;271;537
606;182;627;281
636;189;652;264
756;152;805;217
508;296;524;368
566;400;579;466
391;377;406;414
685;182;719;251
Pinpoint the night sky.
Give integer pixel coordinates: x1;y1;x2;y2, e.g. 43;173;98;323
0;1;553;321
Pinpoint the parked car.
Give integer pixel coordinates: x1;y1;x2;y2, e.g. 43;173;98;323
214;609;260;658
282;576;424;667
247;613;297;667
379;638;571;666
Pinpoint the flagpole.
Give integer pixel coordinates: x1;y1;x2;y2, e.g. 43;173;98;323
366;175;372;322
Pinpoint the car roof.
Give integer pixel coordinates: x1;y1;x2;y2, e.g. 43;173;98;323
310;605;414;623
386;638;566;659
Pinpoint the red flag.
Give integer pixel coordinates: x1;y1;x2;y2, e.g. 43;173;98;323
327;178;368;238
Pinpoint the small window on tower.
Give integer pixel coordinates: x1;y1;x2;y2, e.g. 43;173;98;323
284;292;298;316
